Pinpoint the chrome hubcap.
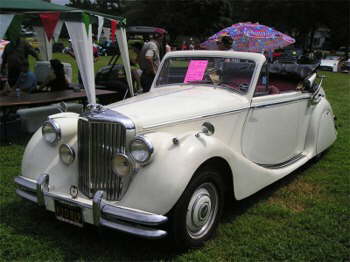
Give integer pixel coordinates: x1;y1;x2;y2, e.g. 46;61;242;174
186;182;219;239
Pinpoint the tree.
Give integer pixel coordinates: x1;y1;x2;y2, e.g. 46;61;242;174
123;0;234;41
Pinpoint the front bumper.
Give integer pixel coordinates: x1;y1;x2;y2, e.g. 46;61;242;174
14;174;168;239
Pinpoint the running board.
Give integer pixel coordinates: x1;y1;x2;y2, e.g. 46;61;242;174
257;153;306;169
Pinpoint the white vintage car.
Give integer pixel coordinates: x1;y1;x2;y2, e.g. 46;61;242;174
319;55;344;72
15;51;336;248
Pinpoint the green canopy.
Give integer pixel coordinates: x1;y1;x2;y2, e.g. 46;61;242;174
0;0;134;101
0;0;126;26
0;0;74;12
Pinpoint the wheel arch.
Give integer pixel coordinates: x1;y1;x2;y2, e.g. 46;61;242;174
194;156;235;201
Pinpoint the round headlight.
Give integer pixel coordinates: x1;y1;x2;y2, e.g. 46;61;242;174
130;136;153;164
42;120;61;144
59;144;75;165
112;153;133;177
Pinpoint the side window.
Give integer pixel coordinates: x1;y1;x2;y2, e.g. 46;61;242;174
254;63;275;97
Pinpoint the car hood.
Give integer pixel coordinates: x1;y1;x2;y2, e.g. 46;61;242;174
107;86;249;130
320;59;338;66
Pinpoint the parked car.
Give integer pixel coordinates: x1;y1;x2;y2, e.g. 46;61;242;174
340;58;350;73
319;55;344;72
15;51;337;248
274;46;303;64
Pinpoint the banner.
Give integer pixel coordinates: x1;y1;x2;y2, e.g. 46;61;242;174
110;20;118;42
0;14;14;39
97;16;104;41
53;20;64;42
33;26;52;61
82;13;90;35
39;12;61;41
65;21;96;104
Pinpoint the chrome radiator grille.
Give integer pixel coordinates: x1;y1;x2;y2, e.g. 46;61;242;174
78;119;126;200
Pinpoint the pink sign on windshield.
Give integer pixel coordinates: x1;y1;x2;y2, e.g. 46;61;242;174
184;60;208;83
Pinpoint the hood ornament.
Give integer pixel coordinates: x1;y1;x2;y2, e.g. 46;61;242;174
87;104;106;113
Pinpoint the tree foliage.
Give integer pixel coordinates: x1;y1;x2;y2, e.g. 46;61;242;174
68;0;349;49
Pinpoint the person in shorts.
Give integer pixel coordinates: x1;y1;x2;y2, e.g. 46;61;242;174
138;32;164;92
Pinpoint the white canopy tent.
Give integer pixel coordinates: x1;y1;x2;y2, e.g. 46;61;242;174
0;0;134;103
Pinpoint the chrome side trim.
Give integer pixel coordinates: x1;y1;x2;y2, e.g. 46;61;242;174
144;107;249;129
252;96;310;109
257;153;305;169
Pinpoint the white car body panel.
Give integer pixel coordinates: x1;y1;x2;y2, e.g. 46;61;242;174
18;50;337;237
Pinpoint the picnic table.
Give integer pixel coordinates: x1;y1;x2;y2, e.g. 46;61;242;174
0;89;118;142
0;89;116;108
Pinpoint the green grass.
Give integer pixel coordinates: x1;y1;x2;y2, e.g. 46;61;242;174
0;71;349;261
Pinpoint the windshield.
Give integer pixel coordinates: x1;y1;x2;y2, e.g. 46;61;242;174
156;56;256;94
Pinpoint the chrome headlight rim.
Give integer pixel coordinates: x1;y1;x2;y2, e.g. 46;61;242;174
59;143;75;165
129;136;154;164
111;153;135;177
42;119;61;144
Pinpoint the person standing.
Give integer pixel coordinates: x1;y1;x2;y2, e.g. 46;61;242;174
0;38;39;87
138;33;163;92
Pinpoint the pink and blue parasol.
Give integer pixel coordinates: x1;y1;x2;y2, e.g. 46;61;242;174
201;22;295;52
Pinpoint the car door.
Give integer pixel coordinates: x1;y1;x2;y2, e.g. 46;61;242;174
242;91;311;166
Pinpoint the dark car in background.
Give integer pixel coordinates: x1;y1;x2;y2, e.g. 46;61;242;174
274;46;303;64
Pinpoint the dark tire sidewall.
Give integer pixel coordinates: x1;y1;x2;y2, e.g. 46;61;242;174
170;166;225;248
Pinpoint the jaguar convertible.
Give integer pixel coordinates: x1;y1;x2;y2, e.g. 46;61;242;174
15;51;336;248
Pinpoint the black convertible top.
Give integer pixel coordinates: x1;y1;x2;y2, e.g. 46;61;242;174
268;63;319;81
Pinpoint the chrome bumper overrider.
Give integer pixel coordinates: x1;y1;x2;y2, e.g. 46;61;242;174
14;175;168;239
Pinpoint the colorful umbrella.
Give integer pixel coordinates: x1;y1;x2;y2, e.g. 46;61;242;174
201;22;295;52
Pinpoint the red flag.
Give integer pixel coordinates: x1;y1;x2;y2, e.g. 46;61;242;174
39;12;61;41
110;20;118;41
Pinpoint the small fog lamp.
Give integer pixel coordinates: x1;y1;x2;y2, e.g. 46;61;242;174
42;120;61;144
112;153;133;177
59;144;75;165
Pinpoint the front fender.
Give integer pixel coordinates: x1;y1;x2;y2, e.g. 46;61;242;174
21;113;80;192
118;131;235;215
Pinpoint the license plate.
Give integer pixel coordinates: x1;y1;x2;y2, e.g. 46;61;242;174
55;200;83;227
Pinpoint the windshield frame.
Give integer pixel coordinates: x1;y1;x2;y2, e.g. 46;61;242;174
153;51;264;96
